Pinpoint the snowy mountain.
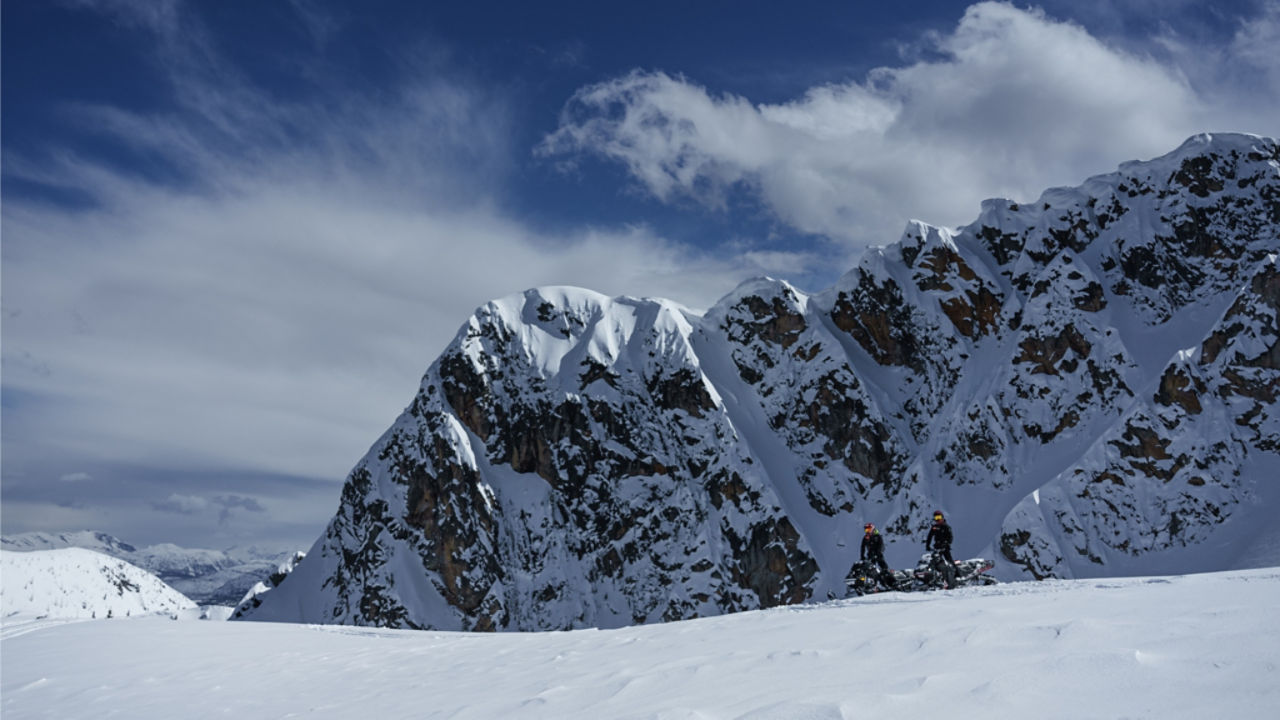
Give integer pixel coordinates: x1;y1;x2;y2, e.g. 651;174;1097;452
240;132;1280;631
5;568;1280;718
1;530;140;556
229;550;306;619
1;531;294;606
1;548;196;620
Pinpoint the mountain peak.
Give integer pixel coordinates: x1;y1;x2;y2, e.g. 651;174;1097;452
1166;131;1272;159
239;134;1280;631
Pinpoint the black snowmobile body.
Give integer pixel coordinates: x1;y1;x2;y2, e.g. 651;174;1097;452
844;552;996;596
844;561;911;596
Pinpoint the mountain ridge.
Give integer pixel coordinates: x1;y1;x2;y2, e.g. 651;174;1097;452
240;132;1280;630
1;531;295;606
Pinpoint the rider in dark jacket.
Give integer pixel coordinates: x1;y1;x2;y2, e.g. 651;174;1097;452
861;523;889;572
925;510;955;566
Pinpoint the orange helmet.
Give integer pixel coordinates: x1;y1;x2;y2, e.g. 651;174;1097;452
864;523;876;533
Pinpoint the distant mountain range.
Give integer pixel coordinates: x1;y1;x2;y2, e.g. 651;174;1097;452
231;133;1280;630
0;531;293;606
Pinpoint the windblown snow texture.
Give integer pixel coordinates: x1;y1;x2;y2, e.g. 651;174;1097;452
7;569;1280;719
241;133;1280;630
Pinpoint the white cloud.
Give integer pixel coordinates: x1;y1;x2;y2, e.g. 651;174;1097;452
59;472;93;483
1;2;759;483
2;177;759;479
1224;2;1280;99
542;1;1280;247
4;174;758;482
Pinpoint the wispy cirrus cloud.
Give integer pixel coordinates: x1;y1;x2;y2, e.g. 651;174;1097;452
541;1;1280;248
1;0;760;489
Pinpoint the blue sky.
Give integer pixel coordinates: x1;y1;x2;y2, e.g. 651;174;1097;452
3;0;1278;552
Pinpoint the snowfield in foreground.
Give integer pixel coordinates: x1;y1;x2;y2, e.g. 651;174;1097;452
3;568;1278;720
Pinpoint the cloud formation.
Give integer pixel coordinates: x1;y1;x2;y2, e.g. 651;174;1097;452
1;0;760;485
148;491;266;526
542;1;1280;247
213;494;267;524
151;494;209;515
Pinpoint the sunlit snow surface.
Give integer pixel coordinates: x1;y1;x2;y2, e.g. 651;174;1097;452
1;549;196;620
4;568;1278;719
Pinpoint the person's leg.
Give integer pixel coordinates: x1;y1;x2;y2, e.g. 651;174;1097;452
877;555;896;587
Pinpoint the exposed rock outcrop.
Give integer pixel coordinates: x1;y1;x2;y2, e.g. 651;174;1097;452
240;133;1280;630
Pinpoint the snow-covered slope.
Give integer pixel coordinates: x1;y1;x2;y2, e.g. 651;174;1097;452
241;132;1280;631
1;548;196;620
229;550;306;619
1;531;296;605
5;569;1279;719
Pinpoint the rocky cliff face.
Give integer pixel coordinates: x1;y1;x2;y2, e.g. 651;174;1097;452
240;133;1280;630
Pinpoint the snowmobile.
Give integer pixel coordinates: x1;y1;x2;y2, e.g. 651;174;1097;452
908;551;996;591
844;560;911;596
844;552;997;596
